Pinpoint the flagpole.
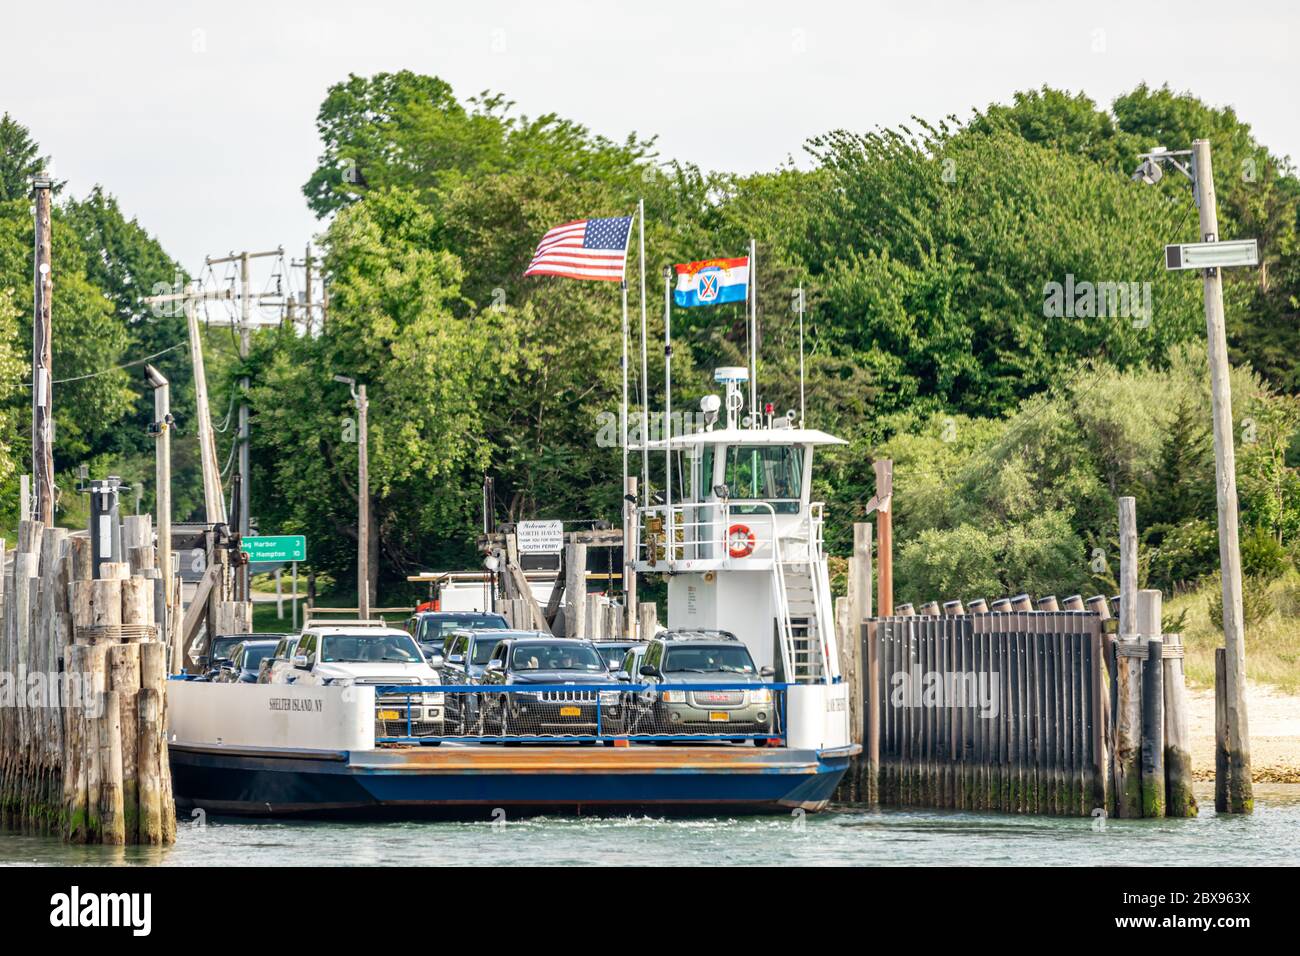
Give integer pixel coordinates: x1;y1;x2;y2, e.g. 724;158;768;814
797;282;806;427
663;264;673;560
749;238;757;424
638;198;650;504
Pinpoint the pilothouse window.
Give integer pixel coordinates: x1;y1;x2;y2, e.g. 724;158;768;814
724;445;803;514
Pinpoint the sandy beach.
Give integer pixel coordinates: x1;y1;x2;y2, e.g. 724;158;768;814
1188;680;1300;783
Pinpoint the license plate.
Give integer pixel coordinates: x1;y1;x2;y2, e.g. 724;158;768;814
560;706;581;717
709;711;729;722
377;710;401;721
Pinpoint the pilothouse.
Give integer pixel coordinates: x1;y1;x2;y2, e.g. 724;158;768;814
629;365;852;750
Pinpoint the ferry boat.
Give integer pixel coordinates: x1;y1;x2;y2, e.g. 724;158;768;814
166;362;858;818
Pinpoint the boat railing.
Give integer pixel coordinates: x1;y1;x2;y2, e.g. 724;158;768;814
636;500;825;566
368;682;789;746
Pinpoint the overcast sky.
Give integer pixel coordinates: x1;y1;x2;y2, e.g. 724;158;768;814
4;1;1296;277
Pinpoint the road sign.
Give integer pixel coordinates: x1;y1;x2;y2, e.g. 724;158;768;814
516;520;564;554
1165;239;1258;271
241;534;307;562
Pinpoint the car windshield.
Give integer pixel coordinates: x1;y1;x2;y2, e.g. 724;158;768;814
663;645;757;674
211;636;245;659
418;614;506;643
320;634;422;664
470;639;503;665
510;643;605;672
243;645;276;669
596;645;629;669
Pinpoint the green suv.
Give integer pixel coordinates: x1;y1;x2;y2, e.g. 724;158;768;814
628;629;777;742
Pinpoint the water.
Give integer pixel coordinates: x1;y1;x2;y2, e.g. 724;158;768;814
4;785;1298;866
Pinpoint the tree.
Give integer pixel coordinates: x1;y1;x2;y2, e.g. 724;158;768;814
0;113;56;201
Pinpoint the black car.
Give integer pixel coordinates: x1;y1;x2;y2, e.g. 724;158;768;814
592;641;645;672
441;628;542;733
214;639;281;684
409;612;507;664
479;637;621;740
201;632;287;679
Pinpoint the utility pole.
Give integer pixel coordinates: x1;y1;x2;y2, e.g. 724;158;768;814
335;375;371;617
144;364;173;655
304;244;314;332
358;384;370;618
142;285;235;525
204;247;284;581
1192;140;1252;813
31;171;55;525
1134;141;1258;812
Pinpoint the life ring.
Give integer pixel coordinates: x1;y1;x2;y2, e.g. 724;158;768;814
727;524;756;558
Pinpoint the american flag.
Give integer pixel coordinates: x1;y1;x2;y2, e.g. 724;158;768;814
524;216;633;282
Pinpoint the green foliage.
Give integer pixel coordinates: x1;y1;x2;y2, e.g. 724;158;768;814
0;112;56;201
805;121;1206;419
1208;571;1275;632
1240;527;1291;582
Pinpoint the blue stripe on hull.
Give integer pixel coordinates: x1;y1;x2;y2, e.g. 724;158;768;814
170;748;850;820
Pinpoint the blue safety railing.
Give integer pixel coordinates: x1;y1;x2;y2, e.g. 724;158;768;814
369;682;789;746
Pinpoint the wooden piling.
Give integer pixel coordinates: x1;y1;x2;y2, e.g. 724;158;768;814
108;643;141;839
1215;647;1229;813
137;688;164;845
98;691;126;845
1113;498;1142;818
1162;633;1198;817
1137;589;1166;818
966;598;988;614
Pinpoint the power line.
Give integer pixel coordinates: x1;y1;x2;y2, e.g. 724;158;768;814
20;342;186;388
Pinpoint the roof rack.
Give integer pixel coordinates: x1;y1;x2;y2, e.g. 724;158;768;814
659;628;739;642
302;607;409;628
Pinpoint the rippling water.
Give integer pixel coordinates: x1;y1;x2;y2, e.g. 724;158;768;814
4;785;1298;866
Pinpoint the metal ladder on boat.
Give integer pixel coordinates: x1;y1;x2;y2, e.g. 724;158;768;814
782;564;826;682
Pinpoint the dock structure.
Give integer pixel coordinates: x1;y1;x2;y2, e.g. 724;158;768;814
834;501;1198;819
0;519;178;844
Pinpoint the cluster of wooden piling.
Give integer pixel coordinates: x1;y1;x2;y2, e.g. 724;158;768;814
0;520;176;844
832;496;1199;819
867;612;1107;814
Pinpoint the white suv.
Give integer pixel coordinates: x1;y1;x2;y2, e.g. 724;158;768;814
269;622;444;739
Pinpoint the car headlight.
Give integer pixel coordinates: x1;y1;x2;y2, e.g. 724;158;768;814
322;677;354;687
661;690;687;703
598;690;621;705
515;690;543;699
424;692;445;704
748;688;772;704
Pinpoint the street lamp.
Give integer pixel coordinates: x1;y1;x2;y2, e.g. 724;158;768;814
334;373;371;619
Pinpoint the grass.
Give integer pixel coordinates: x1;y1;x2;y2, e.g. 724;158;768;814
1166;568;1300;694
249;585;411;634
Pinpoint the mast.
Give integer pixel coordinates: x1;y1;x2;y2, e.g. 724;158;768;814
748;238;757;423
638;198;650;502
663;264;673;547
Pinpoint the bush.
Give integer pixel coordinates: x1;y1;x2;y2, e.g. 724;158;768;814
1240;527;1291;582
1207;571;1274;631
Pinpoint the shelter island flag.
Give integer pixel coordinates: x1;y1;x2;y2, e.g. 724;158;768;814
524;216;634;282
673;256;749;307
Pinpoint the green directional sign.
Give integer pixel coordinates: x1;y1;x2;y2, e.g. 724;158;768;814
241;534;307;563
